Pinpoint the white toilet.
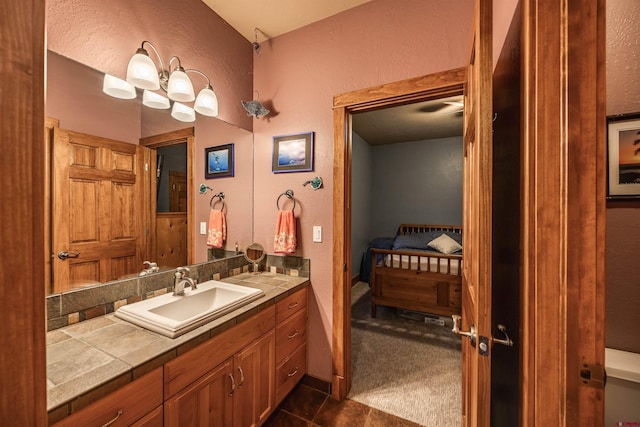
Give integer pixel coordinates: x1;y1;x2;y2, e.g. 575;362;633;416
605;348;640;426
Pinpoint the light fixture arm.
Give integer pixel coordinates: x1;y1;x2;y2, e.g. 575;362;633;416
140;40;167;78
185;68;213;90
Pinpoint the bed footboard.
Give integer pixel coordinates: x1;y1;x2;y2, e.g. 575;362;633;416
370;248;462;318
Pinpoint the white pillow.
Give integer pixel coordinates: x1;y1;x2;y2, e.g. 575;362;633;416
427;233;462;254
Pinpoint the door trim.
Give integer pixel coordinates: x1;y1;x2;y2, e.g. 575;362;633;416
331;67;466;399
520;0;606;424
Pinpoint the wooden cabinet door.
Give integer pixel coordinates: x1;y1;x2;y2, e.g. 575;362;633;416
233;330;276;427
164;358;234;427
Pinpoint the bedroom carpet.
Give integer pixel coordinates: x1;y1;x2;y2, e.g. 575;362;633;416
348;282;462;427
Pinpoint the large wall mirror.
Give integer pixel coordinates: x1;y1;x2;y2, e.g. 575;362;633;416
45;50;254;296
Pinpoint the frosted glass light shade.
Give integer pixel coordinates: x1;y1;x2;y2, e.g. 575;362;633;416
142;90;170;109
102;74;136;99
171;102;196;122
167;69;195;102
126;52;160;90
194;87;219;117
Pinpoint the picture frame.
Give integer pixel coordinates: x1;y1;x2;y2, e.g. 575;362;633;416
272;132;314;173
607;114;640;199
205;143;234;179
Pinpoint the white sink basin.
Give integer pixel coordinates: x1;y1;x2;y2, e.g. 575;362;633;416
115;280;265;338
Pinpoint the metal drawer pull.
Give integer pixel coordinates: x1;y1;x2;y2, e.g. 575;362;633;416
287;367;299;377
102;410;123;427
287;302;299;309
287;330;299;339
237;366;245;388
228;373;235;396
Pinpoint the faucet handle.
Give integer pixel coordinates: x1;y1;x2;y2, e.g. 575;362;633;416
176;266;191;277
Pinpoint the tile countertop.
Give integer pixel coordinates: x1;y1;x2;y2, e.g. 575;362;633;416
46;272;309;418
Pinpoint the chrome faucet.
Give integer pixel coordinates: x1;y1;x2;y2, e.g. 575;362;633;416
173;266;197;296
139;261;159;276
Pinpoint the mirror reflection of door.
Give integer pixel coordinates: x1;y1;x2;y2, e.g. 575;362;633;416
155;143;188;269
50;127;146;294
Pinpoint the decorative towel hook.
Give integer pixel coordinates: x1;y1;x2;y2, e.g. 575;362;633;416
200;183;214;194
276;190;296;211
303;176;323;190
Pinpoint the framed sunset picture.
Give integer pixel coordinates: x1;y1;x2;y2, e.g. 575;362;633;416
607;114;640;199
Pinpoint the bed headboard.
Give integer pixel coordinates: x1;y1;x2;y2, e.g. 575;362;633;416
396;224;463;236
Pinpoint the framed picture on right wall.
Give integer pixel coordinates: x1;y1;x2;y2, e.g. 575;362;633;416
607;113;640;199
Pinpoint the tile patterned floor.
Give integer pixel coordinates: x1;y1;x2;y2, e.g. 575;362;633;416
264;383;422;427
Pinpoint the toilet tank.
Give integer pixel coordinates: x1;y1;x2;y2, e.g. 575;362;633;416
605;348;640;426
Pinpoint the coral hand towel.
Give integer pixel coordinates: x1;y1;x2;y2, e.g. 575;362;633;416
207;209;226;248
274;210;297;254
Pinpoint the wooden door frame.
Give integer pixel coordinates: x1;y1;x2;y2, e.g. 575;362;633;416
520;0;606;425
140;127;195;265
331;67;467;400
1;0;47;425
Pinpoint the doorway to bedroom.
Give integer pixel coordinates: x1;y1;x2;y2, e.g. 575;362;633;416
347;93;465;426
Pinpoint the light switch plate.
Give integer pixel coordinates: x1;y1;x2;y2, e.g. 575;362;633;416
313;226;322;242
200;222;207;235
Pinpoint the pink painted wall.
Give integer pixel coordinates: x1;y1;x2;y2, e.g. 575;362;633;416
46;0;253;132
142;108;254;263
605;0;640;354
253;0;474;380
46;51;142;144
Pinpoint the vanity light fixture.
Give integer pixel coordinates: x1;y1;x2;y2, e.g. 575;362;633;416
102;74;136;99
103;40;219;122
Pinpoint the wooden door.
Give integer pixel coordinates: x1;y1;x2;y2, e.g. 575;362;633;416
164;358;234;427
52;128;144;293
459;0;493;426
233;331;275;427
169;171;187;212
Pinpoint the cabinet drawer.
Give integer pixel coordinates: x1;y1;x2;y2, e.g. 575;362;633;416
276;308;306;364
276;287;307;323
52;367;163;427
275;344;306;405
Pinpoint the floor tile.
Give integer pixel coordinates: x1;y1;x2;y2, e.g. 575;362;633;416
365;408;423;427
313;398;371;427
263;409;312;427
279;383;328;421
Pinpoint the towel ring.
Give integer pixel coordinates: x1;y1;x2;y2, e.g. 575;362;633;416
276;190;296;211
210;192;225;210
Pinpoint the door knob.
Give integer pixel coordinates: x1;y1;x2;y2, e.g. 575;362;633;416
493;324;514;347
57;250;80;260
452;314;476;347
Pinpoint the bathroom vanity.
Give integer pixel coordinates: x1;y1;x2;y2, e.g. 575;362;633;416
47;273;308;426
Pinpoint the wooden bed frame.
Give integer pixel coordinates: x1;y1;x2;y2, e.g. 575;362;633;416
370;224;463;318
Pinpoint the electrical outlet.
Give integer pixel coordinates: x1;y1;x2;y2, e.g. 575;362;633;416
313;226;322;242
200;222;207;235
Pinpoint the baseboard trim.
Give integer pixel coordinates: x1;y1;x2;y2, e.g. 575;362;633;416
302;374;332;394
351;274;360;286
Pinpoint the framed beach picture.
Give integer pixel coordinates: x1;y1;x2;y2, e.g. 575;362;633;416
607;114;640;199
205;143;234;179
272;132;314;173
